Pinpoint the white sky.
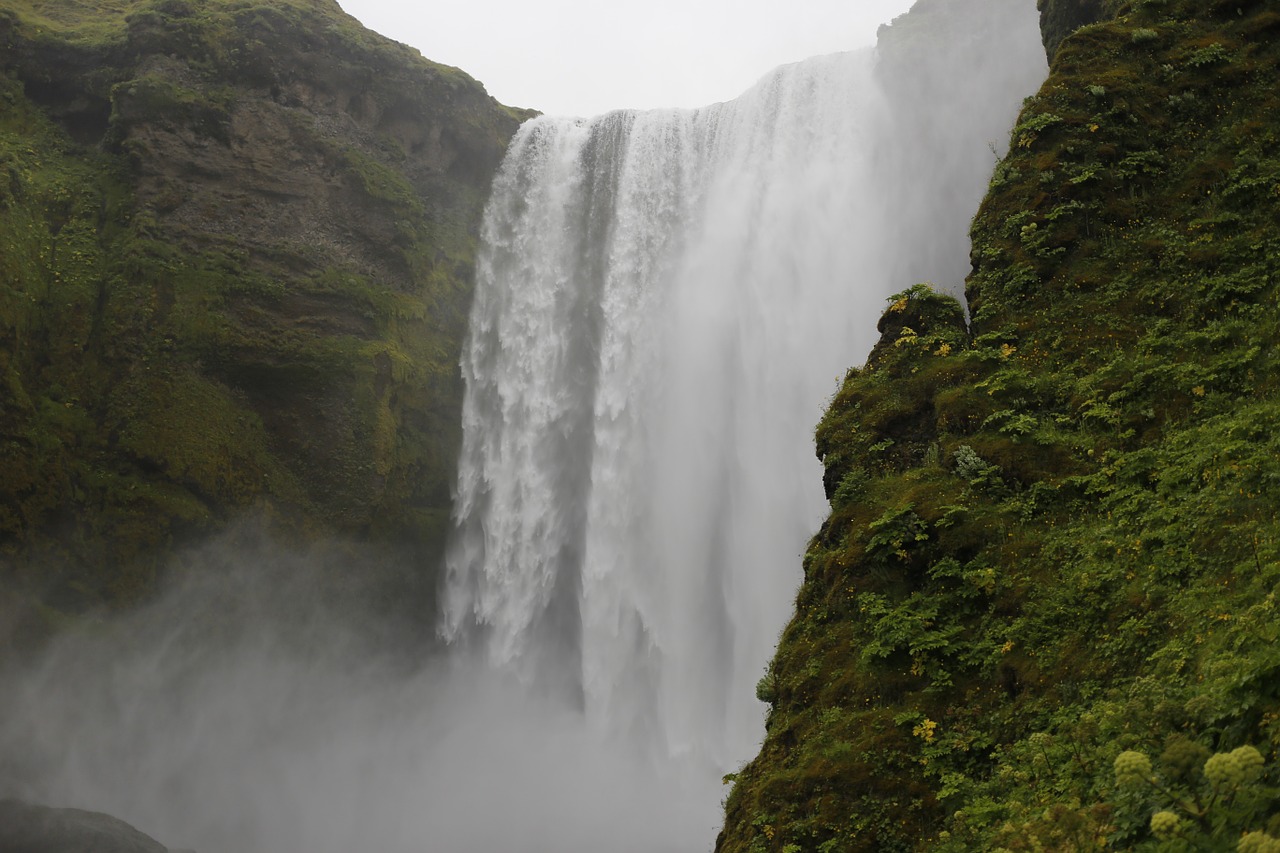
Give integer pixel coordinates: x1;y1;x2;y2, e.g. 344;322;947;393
338;0;919;117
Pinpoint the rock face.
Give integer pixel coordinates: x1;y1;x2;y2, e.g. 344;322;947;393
0;0;525;643
0;799;169;853
1035;0;1111;59
719;1;1280;850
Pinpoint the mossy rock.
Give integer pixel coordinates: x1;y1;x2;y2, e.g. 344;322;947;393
1036;0;1112;60
0;0;526;641
720;1;1280;850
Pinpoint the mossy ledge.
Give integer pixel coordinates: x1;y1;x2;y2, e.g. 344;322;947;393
0;0;528;653
719;1;1280;850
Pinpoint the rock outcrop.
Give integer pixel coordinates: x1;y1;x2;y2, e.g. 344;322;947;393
0;799;169;853
719;0;1280;849
0;0;526;646
1036;0;1111;59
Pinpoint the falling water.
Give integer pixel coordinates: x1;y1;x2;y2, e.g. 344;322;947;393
443;0;1048;774
0;3;1047;851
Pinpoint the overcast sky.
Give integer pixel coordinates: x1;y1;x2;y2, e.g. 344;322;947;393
337;0;919;117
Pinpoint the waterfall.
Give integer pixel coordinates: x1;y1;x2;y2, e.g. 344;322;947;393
443;52;893;767
0;4;1049;852
443;0;1048;774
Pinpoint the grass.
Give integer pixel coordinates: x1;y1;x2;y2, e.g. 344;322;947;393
718;2;1280;850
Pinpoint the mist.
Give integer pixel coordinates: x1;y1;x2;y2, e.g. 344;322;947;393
0;524;723;852
0;1;1046;850
442;0;1047;819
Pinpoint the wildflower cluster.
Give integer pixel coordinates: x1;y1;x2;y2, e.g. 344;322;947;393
1114;750;1153;787
1239;831;1280;853
1204;746;1265;790
1149;810;1180;839
1112;744;1276;849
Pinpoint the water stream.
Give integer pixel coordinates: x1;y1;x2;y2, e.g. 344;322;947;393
443;0;1047;778
0;2;1046;850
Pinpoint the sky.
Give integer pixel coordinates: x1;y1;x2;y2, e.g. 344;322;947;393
337;0;920;117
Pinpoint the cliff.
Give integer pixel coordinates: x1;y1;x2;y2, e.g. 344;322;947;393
719;0;1280;850
0;0;525;653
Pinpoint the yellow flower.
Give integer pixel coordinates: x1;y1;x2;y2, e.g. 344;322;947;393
1114;750;1152;786
1150;811;1180;839
913;718;938;743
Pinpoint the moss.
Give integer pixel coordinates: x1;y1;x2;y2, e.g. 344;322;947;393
720;2;1280;850
1036;0;1126;61
0;0;521;639
110;73;235;142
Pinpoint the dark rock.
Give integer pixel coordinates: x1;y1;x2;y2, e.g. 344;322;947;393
0;800;169;853
1036;0;1110;60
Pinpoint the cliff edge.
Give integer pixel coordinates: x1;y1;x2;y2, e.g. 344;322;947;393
0;0;525;652
719;0;1280;849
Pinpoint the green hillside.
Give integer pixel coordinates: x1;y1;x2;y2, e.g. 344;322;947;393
719;1;1280;850
0;0;523;654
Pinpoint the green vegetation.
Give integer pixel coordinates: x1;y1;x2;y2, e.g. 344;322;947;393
719;1;1280;850
0;0;523;651
2;0;475;80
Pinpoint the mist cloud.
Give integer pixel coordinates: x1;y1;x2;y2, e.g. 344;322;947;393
0;526;722;852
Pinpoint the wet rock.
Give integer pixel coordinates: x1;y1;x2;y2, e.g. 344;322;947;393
0;799;170;853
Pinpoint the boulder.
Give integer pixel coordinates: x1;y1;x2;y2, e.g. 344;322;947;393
0;800;170;853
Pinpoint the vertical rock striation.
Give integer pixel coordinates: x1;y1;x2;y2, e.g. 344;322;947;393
0;0;524;649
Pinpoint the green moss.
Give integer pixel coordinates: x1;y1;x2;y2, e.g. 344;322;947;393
0;0;521;637
720;2;1280;850
111;73;235;141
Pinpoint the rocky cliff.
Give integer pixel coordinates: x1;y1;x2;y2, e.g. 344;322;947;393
0;0;525;654
719;0;1280;849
